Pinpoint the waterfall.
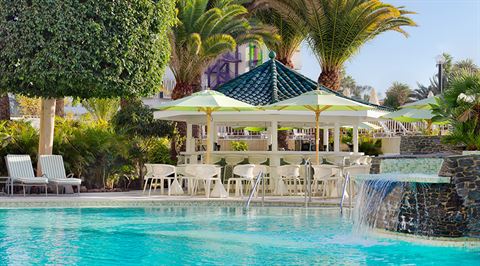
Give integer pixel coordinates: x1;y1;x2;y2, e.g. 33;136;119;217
352;179;434;236
352;179;406;235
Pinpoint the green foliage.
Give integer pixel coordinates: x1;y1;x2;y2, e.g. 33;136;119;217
231;141;248;151
171;0;276;97
413;54;479;100
80;98;120;122
253;6;303;66
384;82;412;108
431;71;480;150
0;0;176;98
359;136;382;156
0;118;174;189
263;0;415;89
0;121;39;172
112;100;173;138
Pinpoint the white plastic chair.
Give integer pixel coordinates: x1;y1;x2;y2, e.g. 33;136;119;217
185;164;221;198
311;164;341;198
283;155;303;165
5;155;49;196
144;164;181;196
276;165;300;196
226;164;255;197
248;155;268;165
39;155;82;195
223;155;245;181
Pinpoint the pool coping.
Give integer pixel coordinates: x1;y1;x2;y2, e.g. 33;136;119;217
372;229;480;248
0;193;343;209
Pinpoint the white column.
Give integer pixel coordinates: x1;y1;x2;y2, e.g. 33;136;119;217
334;122;340;152
323;128;329;152
186;123;193;153
208;121;215;153
271;120;278;152
353;124;359;153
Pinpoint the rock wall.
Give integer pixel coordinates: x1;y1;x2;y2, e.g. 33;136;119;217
399;135;461;155
364;155;479;238
442;155;480;237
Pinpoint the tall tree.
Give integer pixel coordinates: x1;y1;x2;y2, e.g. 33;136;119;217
170;0;273;100
383;82;412;108
253;7;304;68
0;0;176;163
252;5;304;149
263;0;416;91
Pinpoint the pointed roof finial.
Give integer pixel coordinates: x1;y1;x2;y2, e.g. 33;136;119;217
268;50;276;59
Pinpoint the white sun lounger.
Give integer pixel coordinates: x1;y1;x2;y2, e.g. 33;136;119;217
5;155;49;196
39;155;82;195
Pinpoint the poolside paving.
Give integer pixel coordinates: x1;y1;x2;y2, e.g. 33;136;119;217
0;190;345;208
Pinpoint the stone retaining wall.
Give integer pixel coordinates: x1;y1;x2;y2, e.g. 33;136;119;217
365;154;479;238
399;135;461;155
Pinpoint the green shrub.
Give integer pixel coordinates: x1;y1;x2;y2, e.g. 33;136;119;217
231;141;248;151
359;136;382;156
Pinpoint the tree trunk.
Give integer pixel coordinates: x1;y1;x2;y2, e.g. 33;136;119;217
171;81;200;100
278;57;295;69
55;98;65;117
0;94;10;120
37;98;56;176
318;68;341;91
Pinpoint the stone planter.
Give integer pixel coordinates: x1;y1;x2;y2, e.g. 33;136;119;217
462;150;480;155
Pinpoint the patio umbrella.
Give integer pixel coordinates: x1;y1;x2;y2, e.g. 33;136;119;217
401;95;437;110
382;108;435;122
265;90;373;165
154;90;260;163
343;122;382;130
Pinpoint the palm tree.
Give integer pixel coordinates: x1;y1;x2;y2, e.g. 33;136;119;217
253;7;305;68
170;0;274;99
262;0;416;90
383;82;411;108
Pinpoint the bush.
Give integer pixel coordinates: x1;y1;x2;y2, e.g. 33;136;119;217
359;136;382;156
0;121;39;175
231;141;248;151
0;117;174;190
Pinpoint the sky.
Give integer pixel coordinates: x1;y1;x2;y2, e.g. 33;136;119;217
298;0;480;98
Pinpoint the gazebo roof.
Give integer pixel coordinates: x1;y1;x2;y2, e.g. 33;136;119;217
217;51;390;111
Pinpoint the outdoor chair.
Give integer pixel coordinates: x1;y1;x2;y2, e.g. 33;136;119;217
311;164;341;198
276;165;301;196
248;155;268;165
223;155;245;181
283;155;303;165
39;155;82;195
226;164;255;197
5;155;48;196
185;164;221;198
144;164;182;196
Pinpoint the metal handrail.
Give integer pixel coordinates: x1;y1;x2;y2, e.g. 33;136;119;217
244;171;264;210
304;158;311;207
339;172;350;215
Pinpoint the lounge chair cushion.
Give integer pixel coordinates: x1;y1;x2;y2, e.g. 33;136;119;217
48;178;82;185
12;177;49;184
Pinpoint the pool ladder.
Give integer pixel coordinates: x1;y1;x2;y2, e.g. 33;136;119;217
244;171;265;210
339;172;351;215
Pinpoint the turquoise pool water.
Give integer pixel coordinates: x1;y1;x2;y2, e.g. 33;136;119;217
0;207;478;265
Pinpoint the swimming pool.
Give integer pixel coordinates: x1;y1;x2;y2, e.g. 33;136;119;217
0;207;478;265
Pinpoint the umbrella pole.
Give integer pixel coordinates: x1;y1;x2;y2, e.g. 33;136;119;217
206;110;212;164
315;111;320;165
